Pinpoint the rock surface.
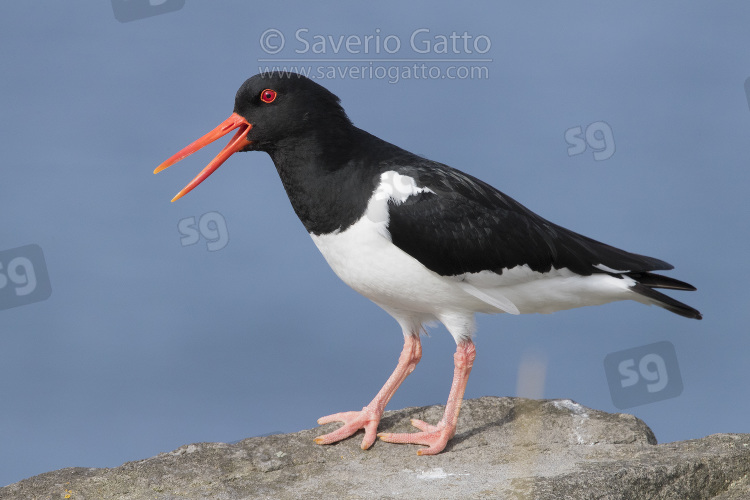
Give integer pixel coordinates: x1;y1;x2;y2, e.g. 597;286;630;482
2;397;749;500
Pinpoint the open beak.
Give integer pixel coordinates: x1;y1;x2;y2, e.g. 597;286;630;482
154;113;252;202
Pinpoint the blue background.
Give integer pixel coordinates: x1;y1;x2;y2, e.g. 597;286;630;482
1;1;747;486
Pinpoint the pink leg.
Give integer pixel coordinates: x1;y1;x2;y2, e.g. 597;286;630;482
378;340;476;455
315;334;422;450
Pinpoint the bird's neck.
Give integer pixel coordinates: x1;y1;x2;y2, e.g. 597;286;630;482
266;126;391;235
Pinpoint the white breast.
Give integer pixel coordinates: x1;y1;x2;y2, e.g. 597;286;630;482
310;180;477;314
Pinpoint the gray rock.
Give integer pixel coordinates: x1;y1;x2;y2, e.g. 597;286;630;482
2;397;748;499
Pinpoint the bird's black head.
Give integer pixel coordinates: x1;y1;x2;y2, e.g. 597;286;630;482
235;72;351;150
154;72;352;202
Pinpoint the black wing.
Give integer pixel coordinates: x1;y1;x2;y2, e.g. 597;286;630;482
385;161;674;278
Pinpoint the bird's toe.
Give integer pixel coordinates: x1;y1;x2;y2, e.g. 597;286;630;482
315;406;383;448
378;419;453;455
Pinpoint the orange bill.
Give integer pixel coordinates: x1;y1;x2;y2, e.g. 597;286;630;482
154;113;252;202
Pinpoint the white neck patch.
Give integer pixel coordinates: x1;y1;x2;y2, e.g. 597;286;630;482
373;171;434;204
366;171;434;233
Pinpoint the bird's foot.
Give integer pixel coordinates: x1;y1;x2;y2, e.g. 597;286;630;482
378;418;453;455
314;405;383;450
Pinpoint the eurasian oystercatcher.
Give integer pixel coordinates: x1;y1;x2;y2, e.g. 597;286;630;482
155;72;701;455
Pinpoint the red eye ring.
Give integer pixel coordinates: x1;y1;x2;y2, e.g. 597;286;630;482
260;89;277;103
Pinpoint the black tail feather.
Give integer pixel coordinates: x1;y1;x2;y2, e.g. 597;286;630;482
627;272;697;291
630;282;702;320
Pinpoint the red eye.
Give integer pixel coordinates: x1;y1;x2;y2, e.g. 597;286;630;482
260;89;277;103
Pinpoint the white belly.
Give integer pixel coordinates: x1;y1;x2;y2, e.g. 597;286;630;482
308;171;636;339
310;214;482;315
